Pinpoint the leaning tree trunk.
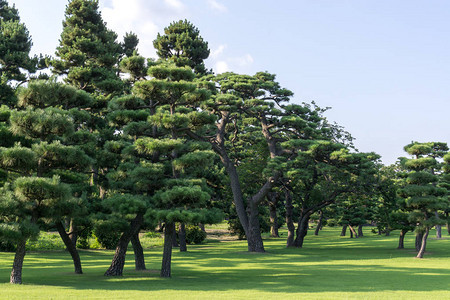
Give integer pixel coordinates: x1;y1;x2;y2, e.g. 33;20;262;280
104;213;144;276
285;189;295;247
246;201;265;252
10;238;27;284
131;231;146;271
314;210;324;236
55;221;83;274
340;225;347;236
358;224;364;237
398;229;407;249
268;192;279;237
416;227;430;258
348;225;358;238
294;214;310;248
415;232;423;252
179;223;187;252
161;222;175;278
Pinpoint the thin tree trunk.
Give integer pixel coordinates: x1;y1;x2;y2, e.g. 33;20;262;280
10;238;27;284
294;214;310;248
358;224;364;237
268;192;279;237
385;228;390;236
55;221;83;274
285;190;295;247
179;223;187;252
398;229;407;249
247;201;265;252
446;211;449;235
340;225;347;236
349;225;358;238
416;227;430;258
104;213;144;276
199;223;206;233
435;212;442;239
314;210;324;236
161;222;174;278
131;232;146;271
415;232;423;252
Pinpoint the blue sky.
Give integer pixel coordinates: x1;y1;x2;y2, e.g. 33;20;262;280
9;0;450;164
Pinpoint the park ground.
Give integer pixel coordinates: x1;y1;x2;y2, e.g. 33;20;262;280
0;225;449;299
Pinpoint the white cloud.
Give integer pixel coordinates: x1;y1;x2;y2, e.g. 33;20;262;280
207;0;228;13
215;61;230;74
100;0;190;59
231;54;254;67
211;44;226;59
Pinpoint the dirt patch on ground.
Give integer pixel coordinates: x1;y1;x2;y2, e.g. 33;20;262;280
205;228;239;241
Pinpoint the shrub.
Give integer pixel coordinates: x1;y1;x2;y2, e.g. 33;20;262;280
185;225;206;244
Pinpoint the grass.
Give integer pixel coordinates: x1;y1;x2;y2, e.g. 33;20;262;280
0;226;449;299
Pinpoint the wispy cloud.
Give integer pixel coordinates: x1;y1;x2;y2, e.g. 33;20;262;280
211;44;227;59
207;0;228;13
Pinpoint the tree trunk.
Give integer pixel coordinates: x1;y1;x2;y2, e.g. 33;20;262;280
131;232;146;271
340;225;347;236
446;211;449;235
268;192;279;237
349;225;358;238
398;229;407;249
435;212;442;239
68;219;78;248
358;224;364;237
161;222;174;278
314;210;324;236
179;223;187;252
55;221;83;274
199;223;206;233
104;213;144;276
10;238;27;284
385;228;390;236
416;227;430;258
285;190;295;247
294;214;310;248
246;201;265;252
172;224;179;247
415;232;423;251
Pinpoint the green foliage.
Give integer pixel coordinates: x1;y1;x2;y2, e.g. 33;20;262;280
185;225;206;244
153;20;210;74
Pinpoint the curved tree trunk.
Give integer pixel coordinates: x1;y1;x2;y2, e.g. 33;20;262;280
340;225;347;236
398;229;407;249
55;221;83;274
179;223;187;252
294;214;310;248
10;238;27;284
416;227;430;258
104;213;144;276
247;202;265;252
131;232;146;270
415;233;423;252
285;190;295;247
314;210;323;236
161;222;174;278
358;224;364;237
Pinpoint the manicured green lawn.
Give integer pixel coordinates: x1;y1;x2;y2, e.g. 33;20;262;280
1;227;449;299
